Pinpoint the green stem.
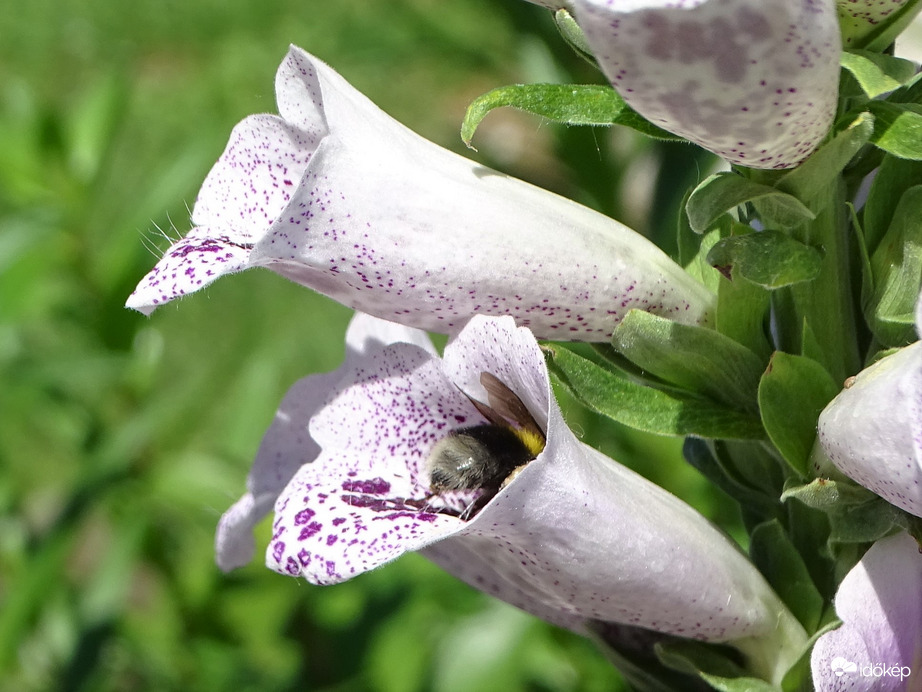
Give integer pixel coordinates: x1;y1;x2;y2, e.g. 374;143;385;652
785;179;861;383
734;606;808;687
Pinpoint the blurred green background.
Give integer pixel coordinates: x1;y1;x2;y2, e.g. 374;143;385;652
0;1;729;690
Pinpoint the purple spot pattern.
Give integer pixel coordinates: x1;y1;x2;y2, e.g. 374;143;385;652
266;315;781;642
267;339;485;584
449;494;754;641
573;0;840;168
129;46;714;338
126;227;252;313
818;343;922;517
417;317;783;642
838;0;910;45
264;175;702;340
192;114;319;233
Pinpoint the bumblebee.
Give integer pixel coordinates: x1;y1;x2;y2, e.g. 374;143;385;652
427;372;545;495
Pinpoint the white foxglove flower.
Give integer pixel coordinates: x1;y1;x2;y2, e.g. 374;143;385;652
811;532;921;691
127;46;713;341
215;313;435;571
817;295;922;517
224;312;806;683
566;0;841;169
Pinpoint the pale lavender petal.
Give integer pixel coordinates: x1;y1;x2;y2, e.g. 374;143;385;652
442;314;551;432
251;107;712;339
267;341;479;583
571;0;840;168
916;288;922;339
344;311;438;359
811;532;922;691
273;48;329;141
125;227;251;315
216;492;274;572
422;540;585;633
191;114;318;234
215;372;335;572
129;46;716;337
459;425;788;643
818;342;922;517
216;312;434;571
438;318;805;677
268;459;457;585
260;314;804;680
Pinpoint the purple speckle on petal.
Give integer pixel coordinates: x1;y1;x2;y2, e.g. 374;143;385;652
294;508;316;525
298;521;323;540
342;477;391;494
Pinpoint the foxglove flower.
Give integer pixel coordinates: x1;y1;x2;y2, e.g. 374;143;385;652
226;312;806;682
215;314;435;571
838;0;914;47
563;0;841;169
127;46;714;341
816;296;922;517
811;531;921;691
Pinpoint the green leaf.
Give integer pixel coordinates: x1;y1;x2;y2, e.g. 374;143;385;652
678;212;723;292
889;67;922;106
749;521;824;632
686;172;815;233
781;478;879;510
612;310;765;411
781;623;837;692
715;263;772;360
775;112;874;206
545;345;764;440
707;230;824;289
828;496;903;545
867;185;922;346
863;154;922;254
757;352;840;475
656;641;775;692
800;318;826;368
553;9;593;59
694;675;782;692
867;101;922;159
683;440;781;523
840;51;917;98
460;84;680;148
586;623;708;692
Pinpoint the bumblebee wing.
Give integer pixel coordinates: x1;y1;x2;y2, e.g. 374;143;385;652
465;395;508;428
479;372;545;442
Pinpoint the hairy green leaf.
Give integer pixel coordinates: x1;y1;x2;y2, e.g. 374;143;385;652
840;51;916;98
686;172;814;233
707;230;824;289
867;101;922;159
612;310;764;411
545;345;764;440
757;353;840;475
461;83;680;148
749;521;824;632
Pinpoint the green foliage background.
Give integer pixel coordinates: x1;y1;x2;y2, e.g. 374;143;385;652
0;1;735;689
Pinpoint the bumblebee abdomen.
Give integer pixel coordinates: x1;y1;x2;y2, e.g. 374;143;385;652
427;424;535;492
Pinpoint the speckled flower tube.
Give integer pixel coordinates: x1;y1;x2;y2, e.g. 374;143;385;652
811;532;922;691
566;0;841;169
221;311;806;683
816;297;922;518
837;0;914;47
126;46;714;341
